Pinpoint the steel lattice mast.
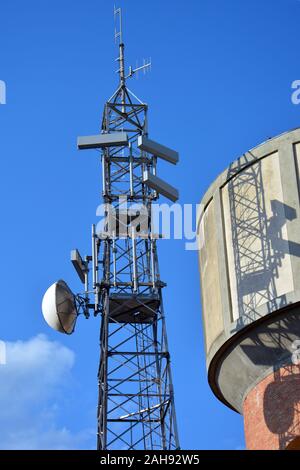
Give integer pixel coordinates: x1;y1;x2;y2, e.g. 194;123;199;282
75;8;180;450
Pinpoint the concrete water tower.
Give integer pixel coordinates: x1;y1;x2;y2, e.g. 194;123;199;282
197;128;300;450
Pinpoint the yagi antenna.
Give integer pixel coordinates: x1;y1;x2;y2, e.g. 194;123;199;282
127;58;152;80
114;6;151;83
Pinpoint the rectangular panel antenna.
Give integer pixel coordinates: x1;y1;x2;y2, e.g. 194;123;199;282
77;132;128;150
144;173;179;202
71;249;86;283
138;136;179;164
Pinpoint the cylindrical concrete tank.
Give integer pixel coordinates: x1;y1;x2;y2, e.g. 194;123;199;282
197;128;300;450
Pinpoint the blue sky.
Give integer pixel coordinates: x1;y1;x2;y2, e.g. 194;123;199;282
1;0;300;450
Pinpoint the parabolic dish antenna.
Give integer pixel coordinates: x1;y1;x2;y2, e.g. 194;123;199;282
42;280;77;334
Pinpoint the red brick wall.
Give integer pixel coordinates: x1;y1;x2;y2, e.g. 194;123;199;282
243;364;300;450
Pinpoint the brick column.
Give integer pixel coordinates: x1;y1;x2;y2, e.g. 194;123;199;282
243;364;300;450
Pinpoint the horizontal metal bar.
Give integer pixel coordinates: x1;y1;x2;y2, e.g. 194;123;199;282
108;156;149;163
107;103;146;109
108;351;168;357
108;282;156;287
108;393;164;397
107;419;160;423
108;378;157;383
105;194;150;201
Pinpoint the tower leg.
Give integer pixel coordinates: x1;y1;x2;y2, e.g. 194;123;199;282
97;294;109;450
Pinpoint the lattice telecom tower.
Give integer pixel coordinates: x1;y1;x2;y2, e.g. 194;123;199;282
42;7;180;451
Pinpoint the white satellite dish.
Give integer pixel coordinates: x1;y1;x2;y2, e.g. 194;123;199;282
42;280;77;334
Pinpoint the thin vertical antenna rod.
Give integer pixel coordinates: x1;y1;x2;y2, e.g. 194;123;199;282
114;5;126;92
114;5;151;86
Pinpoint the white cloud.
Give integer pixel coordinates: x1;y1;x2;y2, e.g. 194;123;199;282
0;334;94;449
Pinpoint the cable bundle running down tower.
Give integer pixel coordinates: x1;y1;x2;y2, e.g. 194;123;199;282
42;7;180;450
